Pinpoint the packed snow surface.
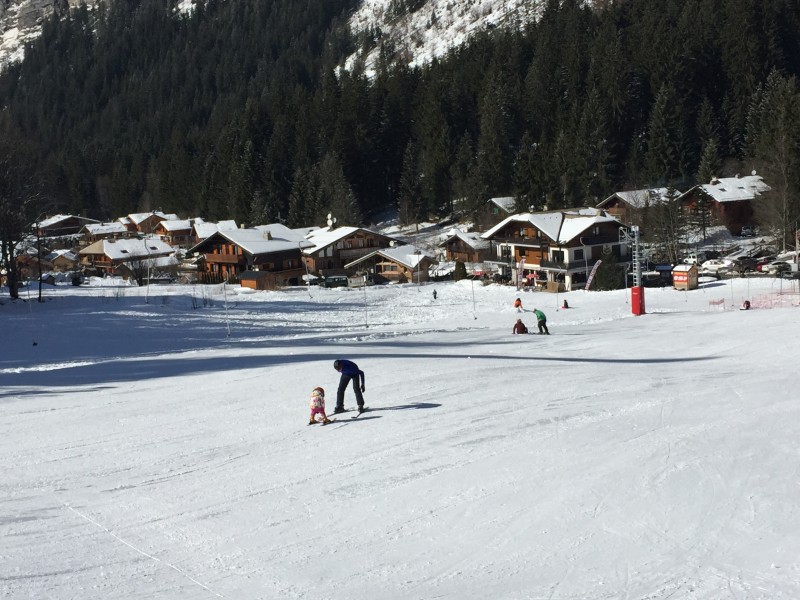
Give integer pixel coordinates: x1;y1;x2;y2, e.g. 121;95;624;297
2;276;800;599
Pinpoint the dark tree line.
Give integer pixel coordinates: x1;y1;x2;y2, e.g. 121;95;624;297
1;0;799;234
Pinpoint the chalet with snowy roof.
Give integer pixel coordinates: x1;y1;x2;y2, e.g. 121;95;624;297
479;196;517;230
439;230;490;263
35;214;100;237
596;188;676;227
344;244;438;284
192;220;238;245
119;211;180;235
44;249;79;272
302;226;399;276
80;222;134;244
189;224;313;286
79;237;176;278
676;173;770;235
154;218;199;247
481;208;630;292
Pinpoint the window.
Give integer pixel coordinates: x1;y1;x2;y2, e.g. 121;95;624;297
574;249;584;260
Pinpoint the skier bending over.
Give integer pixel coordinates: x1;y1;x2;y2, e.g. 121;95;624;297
308;387;333;425
533;308;549;335
514;297;523;312
333;359;365;414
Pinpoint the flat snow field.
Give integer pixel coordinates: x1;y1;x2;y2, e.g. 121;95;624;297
2;277;799;599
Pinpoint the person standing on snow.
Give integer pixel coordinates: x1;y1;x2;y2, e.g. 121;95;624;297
333;359;365;413
533;308;549;335
308;387;333;425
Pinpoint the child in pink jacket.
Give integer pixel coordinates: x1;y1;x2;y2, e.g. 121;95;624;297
309;387;333;425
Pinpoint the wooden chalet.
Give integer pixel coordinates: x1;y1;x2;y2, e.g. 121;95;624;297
302;226;399;276
481;208;630;292
79;222;134;245
192;220;238;246
189;224;311;285
596;188;676;228
119;211;180;235
36;214;100;237
79;237;177;278
44;250;79;272
439;230;490;263
154;218;198;247
676;173;770;235
477;197;517;231
344;244;438;284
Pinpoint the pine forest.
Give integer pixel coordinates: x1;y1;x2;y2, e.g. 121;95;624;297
1;0;799;230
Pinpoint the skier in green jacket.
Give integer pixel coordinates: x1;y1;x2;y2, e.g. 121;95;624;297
533;308;549;335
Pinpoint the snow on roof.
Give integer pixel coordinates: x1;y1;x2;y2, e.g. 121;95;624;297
303;226;360;254
345;244;437;270
700;174;770;203
482;209;621;244
254;223;310;244
193;220;238;239
37;214;98;228
202;227;312;255
80;238;175;260
44;249;77;262
440;230;490;250
487;197;516;213
83;222;129;235
600;188;674;209
672;264;696;272
158;219;194;231
127;211;179;224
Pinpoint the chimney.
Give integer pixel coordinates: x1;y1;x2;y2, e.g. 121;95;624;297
263;230;271;240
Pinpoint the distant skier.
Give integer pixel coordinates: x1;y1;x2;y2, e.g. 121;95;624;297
514;297;523;312
333;359;365;414
533;308;549;335
308;387;332;425
512;318;528;334
433;289;437;300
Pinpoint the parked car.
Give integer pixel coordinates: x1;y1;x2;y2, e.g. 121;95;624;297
756;256;777;272
733;257;759;272
321;275;349;288
762;260;792;275
699;258;734;273
740;224;756;237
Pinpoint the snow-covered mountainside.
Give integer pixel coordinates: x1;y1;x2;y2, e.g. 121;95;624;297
0;0;71;68
345;0;544;74
0;0;546;72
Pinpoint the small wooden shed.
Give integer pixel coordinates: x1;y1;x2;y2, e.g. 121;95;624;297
672;263;699;290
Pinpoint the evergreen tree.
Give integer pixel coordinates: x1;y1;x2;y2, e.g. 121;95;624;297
745;69;800;250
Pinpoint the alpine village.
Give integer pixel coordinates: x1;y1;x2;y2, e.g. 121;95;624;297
2;0;800;300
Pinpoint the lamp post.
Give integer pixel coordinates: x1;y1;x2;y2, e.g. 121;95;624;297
415;249;422;291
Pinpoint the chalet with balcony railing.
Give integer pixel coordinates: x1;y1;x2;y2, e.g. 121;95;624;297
302;226;400;276
344;244;438;284
189;224;312;285
79;222;134;245
439;230;490;263
596;188;675;228
79;237;176;278
676;173;770;235
119;211;180;235
481;209;630;292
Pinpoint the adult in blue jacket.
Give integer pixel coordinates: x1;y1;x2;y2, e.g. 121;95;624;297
333;359;365;413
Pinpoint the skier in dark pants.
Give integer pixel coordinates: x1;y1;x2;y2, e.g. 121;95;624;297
533;308;549;334
333;359;365;413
